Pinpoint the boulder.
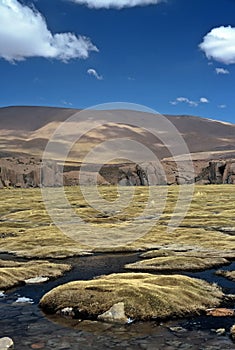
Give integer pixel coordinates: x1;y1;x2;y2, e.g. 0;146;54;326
97;302;129;324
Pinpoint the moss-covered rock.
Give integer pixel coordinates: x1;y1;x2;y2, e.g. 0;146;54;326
40;272;223;321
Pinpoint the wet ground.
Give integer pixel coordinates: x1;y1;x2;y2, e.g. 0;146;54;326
1;253;235;349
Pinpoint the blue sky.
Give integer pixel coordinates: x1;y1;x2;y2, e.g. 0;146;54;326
0;0;235;122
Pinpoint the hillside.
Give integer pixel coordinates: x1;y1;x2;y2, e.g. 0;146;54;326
0;106;234;162
0;106;234;188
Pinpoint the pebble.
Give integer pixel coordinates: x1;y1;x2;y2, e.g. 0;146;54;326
169;326;187;333
230;324;235;339
15;297;34;304
0;337;14;349
215;328;226;336
206;308;235;317
58;307;75;318
25;276;49;284
31;343;45;349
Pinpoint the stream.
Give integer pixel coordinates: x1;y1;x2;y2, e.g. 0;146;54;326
0;253;235;350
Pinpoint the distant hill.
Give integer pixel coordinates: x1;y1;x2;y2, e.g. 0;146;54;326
0;106;234;162
0;106;234;188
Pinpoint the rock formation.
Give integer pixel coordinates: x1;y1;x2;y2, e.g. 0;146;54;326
0;156;235;188
0;157;62;188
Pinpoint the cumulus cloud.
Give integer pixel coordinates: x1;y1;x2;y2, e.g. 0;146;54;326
70;0;164;9
199;26;235;64
199;97;209;103
170;97;209;107
218;104;227;109
0;0;98;62
87;68;103;80
215;67;230;75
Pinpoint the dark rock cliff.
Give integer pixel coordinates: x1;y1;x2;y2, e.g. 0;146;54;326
0;157;234;188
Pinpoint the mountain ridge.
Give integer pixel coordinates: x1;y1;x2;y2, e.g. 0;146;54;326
0;105;234;162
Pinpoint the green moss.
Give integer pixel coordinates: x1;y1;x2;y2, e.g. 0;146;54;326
39;272;223;320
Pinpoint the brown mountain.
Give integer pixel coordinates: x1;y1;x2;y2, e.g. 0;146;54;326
0;105;234;161
0;106;234;187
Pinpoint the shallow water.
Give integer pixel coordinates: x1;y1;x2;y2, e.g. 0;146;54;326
1;253;235;350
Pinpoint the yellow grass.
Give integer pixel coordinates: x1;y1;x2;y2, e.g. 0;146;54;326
0;185;234;257
216;270;235;281
125;256;229;271
39;272;223;320
0;259;71;289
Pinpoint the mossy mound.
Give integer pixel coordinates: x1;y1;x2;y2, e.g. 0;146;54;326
40;273;223;321
125;256;229;271
0;260;71;290
140;248;235;259
216;270;235;282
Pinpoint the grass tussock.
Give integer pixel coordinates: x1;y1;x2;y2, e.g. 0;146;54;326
0;185;234;257
125;256;229;272
140;248;235;259
39;272;223;320
216;270;235;282
0;259;71;290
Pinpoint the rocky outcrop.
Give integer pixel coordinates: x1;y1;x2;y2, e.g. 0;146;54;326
0;156;235;188
194;160;235;184
0;157;62;188
223;161;235;184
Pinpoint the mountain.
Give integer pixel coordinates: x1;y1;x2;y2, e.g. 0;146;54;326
0;106;234;188
0;106;234;162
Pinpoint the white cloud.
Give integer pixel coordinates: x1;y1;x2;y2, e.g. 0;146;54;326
70;0;163;9
215;67;230;75
200;97;209;103
0;0;98;62
199;26;235;64
170;97;209;107
61;100;73;106
218;104;227;109
87;68;103;80
170;97;198;107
